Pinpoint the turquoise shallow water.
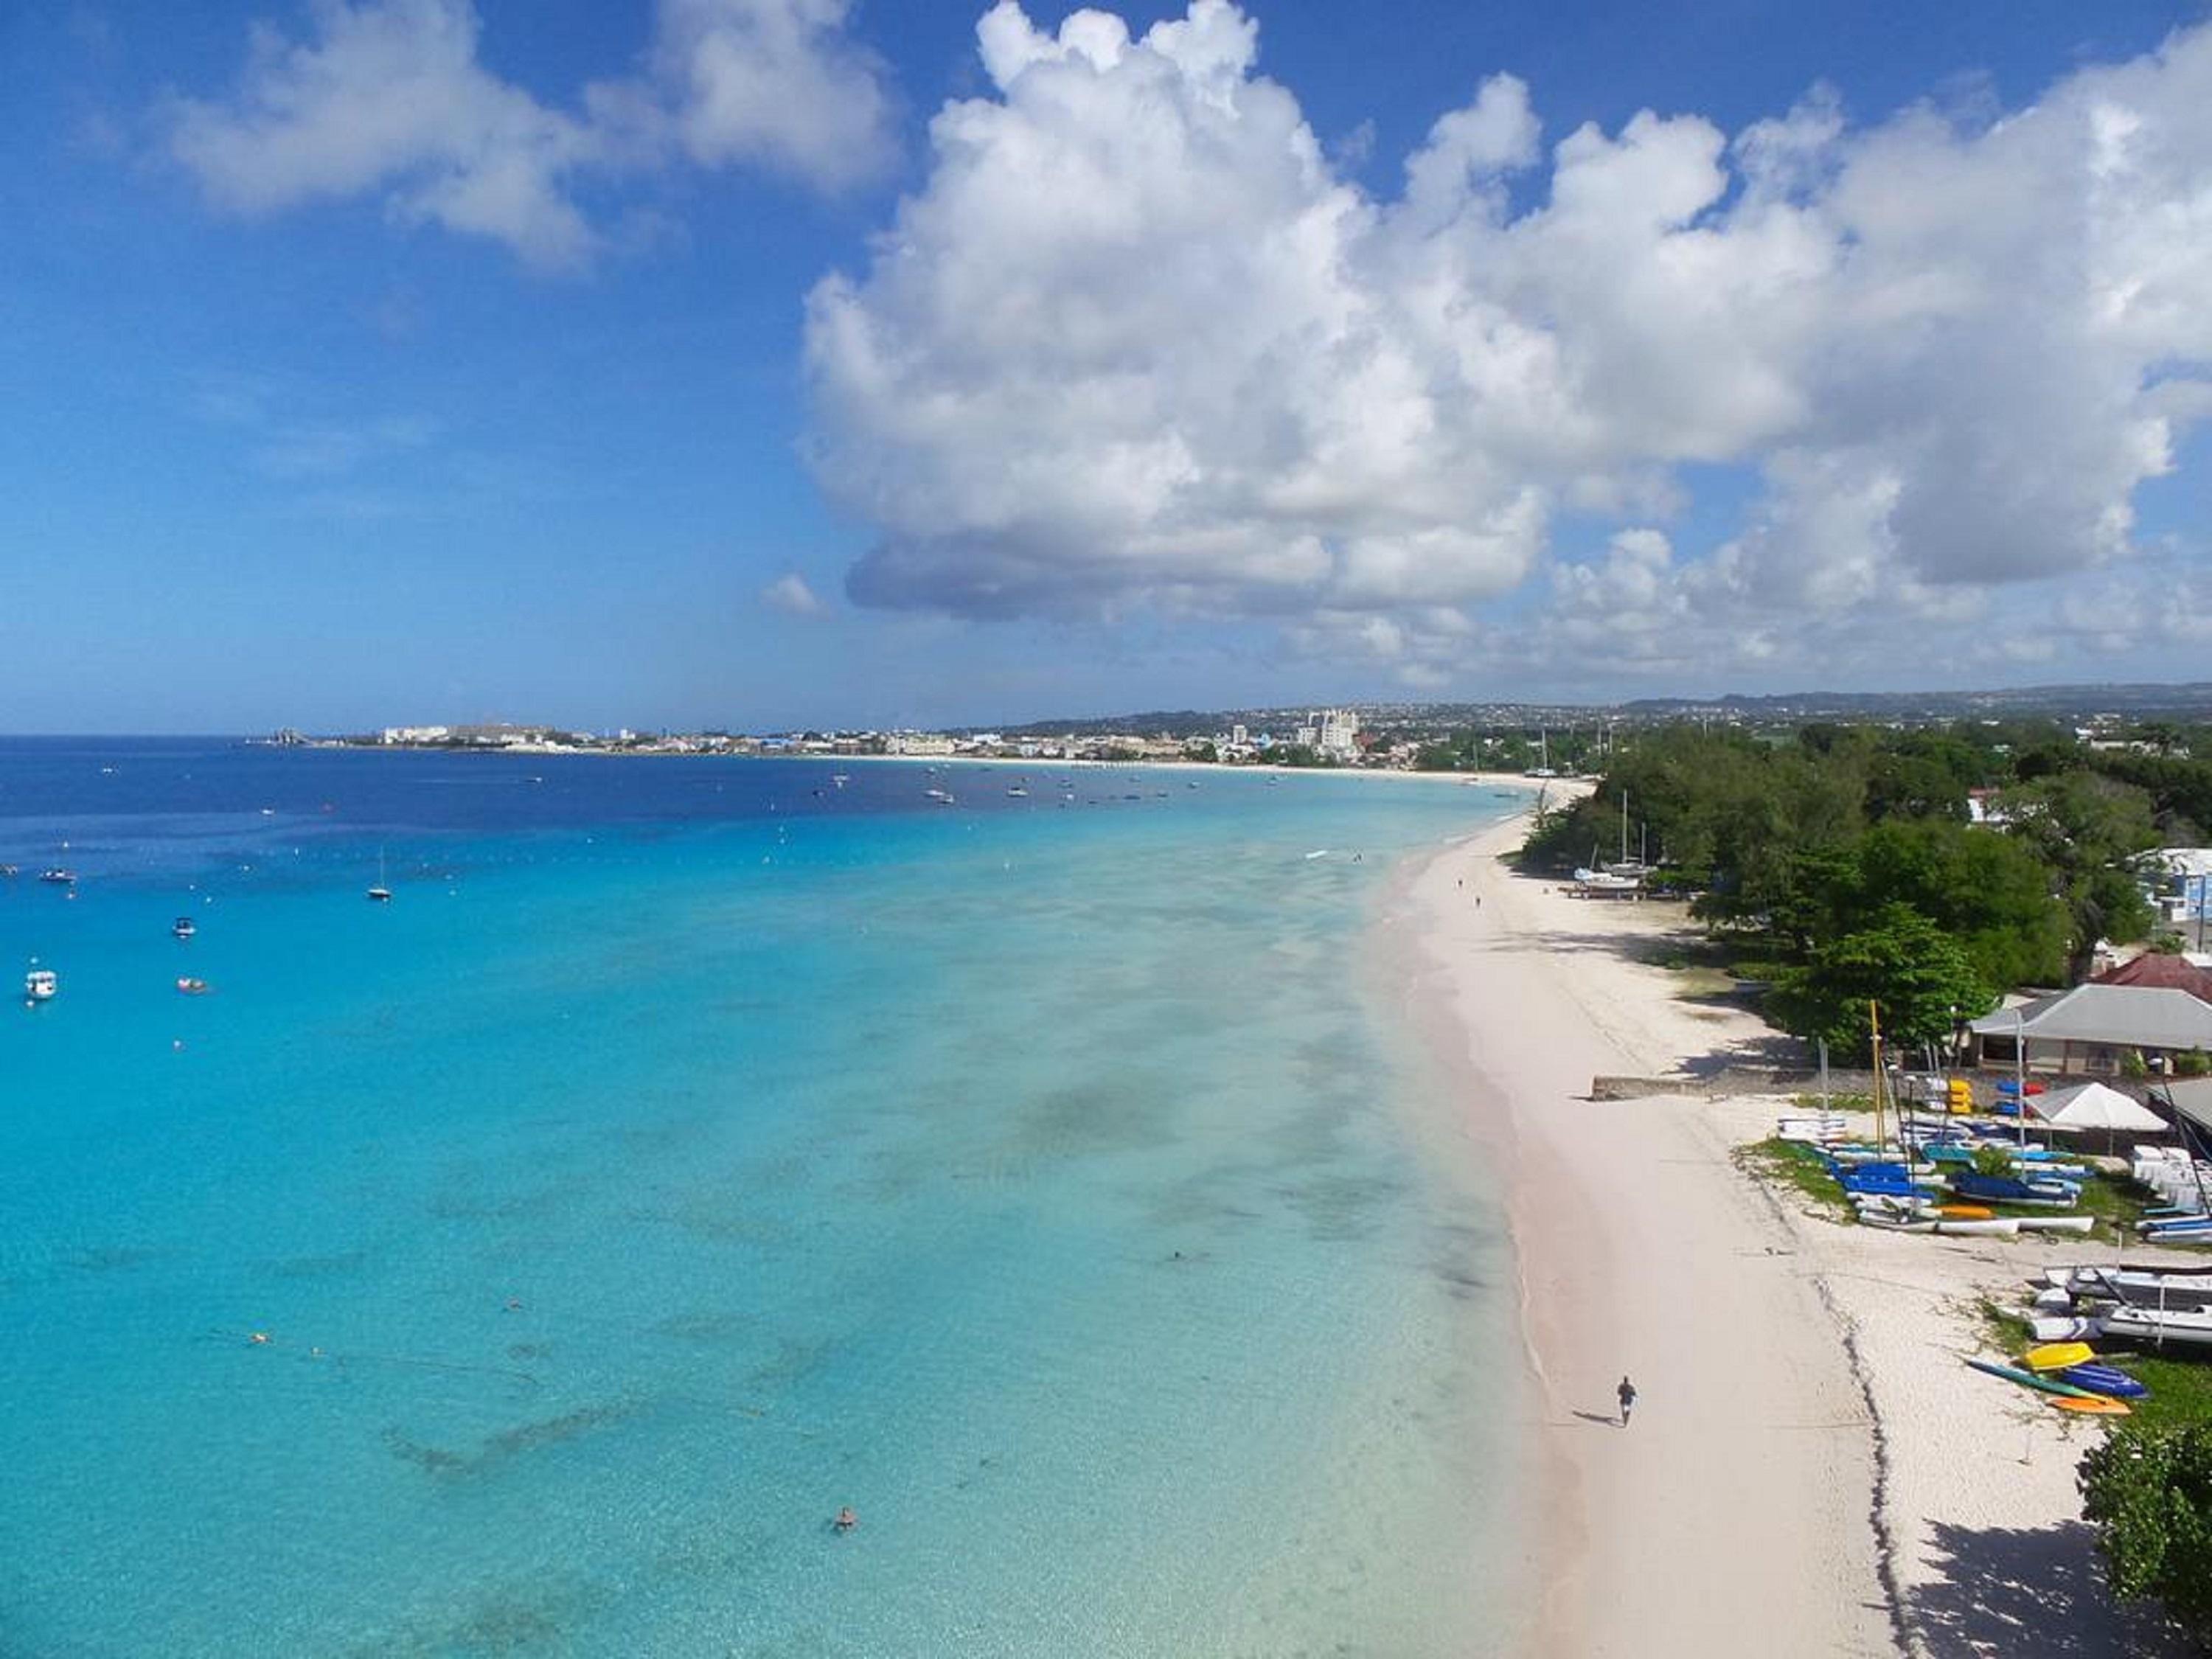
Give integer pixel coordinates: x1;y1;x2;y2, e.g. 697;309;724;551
1;746;1528;1656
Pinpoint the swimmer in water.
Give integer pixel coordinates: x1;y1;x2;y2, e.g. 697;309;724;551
833;1506;857;1532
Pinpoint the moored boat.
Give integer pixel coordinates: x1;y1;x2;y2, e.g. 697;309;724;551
24;967;58;1002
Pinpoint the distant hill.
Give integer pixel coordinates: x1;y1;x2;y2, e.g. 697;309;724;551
1612;682;2212;722
969;682;2212;737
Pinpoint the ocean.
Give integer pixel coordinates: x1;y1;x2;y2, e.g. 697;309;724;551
0;740;1528;1657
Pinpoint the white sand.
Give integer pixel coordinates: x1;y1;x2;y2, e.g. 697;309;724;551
1401;813;2192;1657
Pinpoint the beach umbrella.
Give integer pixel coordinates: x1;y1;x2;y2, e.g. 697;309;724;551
2028;1081;2168;1155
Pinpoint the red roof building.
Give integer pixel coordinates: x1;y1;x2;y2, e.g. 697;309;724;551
2095;953;2212;1004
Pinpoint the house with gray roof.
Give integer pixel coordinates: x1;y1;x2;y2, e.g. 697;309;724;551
1969;983;2212;1079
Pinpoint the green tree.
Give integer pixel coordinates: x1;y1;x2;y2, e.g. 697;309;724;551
2000;773;2160;981
1852;820;2068;989
1864;731;1984;821
1764;905;1994;1057
2081;1423;2212;1639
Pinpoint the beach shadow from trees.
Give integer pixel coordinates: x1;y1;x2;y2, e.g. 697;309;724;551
1492;876;1816;1079
1679;1033;1808;1077
1907;1518;2192;1658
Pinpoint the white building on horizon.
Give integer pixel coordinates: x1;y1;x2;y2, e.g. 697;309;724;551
1316;708;1359;758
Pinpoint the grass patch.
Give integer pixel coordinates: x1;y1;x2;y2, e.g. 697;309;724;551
2113;1354;2212;1432
1979;1298;2034;1353
1734;1138;1853;1220
2068;1173;2153;1242
1670;967;1742;998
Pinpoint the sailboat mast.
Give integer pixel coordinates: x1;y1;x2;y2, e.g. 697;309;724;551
1869;999;1887;1152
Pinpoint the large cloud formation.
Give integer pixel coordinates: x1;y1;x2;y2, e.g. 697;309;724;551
169;0;894;268
805;1;2212;686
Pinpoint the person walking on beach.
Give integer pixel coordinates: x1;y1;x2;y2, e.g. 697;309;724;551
1617;1375;1637;1427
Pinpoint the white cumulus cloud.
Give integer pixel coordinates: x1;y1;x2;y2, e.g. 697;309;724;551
805;2;2212;691
759;571;827;615
166;0;894;267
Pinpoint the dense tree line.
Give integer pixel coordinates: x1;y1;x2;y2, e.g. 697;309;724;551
1520;720;2210;1055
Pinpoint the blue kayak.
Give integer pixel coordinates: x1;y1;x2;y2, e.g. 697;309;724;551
2060;1364;2148;1399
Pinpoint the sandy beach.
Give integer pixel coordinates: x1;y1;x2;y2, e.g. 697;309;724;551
1401;811;2194;1658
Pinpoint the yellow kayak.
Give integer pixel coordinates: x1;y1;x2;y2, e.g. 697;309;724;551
2052;1395;2131;1416
2025;1341;2096;1373
1938;1205;1994;1220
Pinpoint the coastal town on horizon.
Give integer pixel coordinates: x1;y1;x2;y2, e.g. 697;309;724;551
276;678;2212;771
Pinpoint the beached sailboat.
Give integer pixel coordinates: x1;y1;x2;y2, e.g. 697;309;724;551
1947;1171;2083;1208
2097;1303;2212;1352
2055;1266;2212;1312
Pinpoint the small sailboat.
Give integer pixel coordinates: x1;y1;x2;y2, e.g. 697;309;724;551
367;849;393;902
24;967;58;1003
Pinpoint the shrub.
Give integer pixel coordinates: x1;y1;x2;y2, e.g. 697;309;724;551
2080;1423;2212;1638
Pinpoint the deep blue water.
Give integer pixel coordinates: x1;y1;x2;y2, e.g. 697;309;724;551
0;740;1528;1656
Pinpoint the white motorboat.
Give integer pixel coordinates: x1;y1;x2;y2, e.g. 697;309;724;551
24;967;58;1002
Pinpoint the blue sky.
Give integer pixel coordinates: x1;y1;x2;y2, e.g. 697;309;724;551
3;1;2208;734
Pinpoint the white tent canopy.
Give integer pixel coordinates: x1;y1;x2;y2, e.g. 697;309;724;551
2027;1081;2169;1134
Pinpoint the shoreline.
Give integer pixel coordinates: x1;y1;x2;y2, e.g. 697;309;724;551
1402;812;2195;1656
1404;814;1893;1656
